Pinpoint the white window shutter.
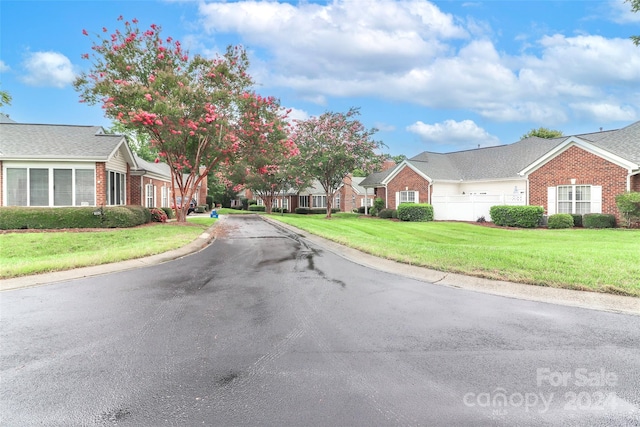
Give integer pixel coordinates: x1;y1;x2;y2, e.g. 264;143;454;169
414;191;419;203
591;185;602;213
547;187;556;215
395;192;400;208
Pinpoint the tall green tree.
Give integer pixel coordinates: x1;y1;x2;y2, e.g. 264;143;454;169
107;121;158;162
292;108;384;218
75;17;259;221
521;127;563;140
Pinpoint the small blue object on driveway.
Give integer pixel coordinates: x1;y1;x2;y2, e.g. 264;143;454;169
210;210;218;218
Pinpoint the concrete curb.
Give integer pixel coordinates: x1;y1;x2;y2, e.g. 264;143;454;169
264;216;640;317
0;217;222;292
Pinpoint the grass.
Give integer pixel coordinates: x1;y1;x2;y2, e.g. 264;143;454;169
0;217;215;279
268;213;640;297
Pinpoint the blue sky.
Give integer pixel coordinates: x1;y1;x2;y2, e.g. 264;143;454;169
1;0;639;156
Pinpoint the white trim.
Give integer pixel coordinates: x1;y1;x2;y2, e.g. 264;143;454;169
382;161;432;185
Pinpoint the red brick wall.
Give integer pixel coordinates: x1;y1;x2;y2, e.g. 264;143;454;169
632;175;640;192
387;166;430;208
130;176;142;206
529;145;628;219
96;163;107;206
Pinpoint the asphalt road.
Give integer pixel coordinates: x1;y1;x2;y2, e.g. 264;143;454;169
1;215;639;426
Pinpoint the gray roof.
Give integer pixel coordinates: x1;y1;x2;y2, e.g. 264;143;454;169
0;123;126;160
133;153;172;178
373;121;640;183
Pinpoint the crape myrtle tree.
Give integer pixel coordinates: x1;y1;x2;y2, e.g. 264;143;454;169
292;108;384;218
231;94;299;214
74;17;273;221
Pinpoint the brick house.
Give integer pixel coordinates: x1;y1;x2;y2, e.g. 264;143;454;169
0;119;207;209
249;175;378;213
361;121;640;222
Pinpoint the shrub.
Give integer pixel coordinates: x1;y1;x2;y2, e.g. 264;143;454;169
397;203;434;222
373;197;385;212
248;204;266;212
477;216;486;223
583;213;616;229
271;207;289;213
194;205;207;213
378;208;396;219
489;205;543;228
369;206;379;217
161;207;175;219
547;213;574;229
206;195;214;210
570;214;583;227
101;206;150;228
150;208;168;223
615;192;640;227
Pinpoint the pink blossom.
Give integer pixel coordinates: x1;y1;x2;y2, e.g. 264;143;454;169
144;93;152;101
82;29;88;36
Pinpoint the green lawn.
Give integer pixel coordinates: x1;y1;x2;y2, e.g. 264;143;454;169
0;218;215;279
268;213;640;297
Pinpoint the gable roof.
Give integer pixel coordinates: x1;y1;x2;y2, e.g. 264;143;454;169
0;122;132;163
132;153;172;180
366;121;640;185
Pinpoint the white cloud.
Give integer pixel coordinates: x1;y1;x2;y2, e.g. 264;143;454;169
569;102;637;122
21;52;76;88
195;0;640;125
0;60;9;73
284;107;310;122
406;119;500;149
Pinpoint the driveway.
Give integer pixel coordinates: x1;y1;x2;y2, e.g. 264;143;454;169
1;215;639;425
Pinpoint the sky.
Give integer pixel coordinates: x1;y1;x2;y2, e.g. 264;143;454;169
1;0;640;156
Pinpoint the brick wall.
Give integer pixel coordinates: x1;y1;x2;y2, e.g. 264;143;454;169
96;163;107;206
632;175;640;192
529;145;628;219
387;166;430;208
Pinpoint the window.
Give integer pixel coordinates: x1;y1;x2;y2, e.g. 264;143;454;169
161;186;169;208
30;169;49;206
361;198;373;207
6;168;27;206
312;195;327;208
557;185;591;214
5;166;95;206
145;183;155;208
75;169;95;206
334;196;340;210
299;195;309;208
256;198;264;206
108;171;126;205
399;190;418;204
282;198;288;210
54;169;73;206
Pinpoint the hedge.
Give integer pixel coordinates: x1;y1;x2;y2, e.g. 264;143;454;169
377;208;396;219
570;214;583;227
397;203;434;222
489;205;543;228
0;206;152;230
583;213;616;229
294;208;340;214
547;213;574;229
248;204;266;212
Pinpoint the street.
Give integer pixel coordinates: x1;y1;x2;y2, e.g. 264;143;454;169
1;215;639;426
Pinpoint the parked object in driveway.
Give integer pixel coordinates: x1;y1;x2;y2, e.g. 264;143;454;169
171;197;197;215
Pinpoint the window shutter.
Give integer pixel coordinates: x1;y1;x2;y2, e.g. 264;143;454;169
395;192;400;208
547;187;556;215
591;185;602;213
414;191;419;203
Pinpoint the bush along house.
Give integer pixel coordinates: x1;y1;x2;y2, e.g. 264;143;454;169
360;121;640;223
